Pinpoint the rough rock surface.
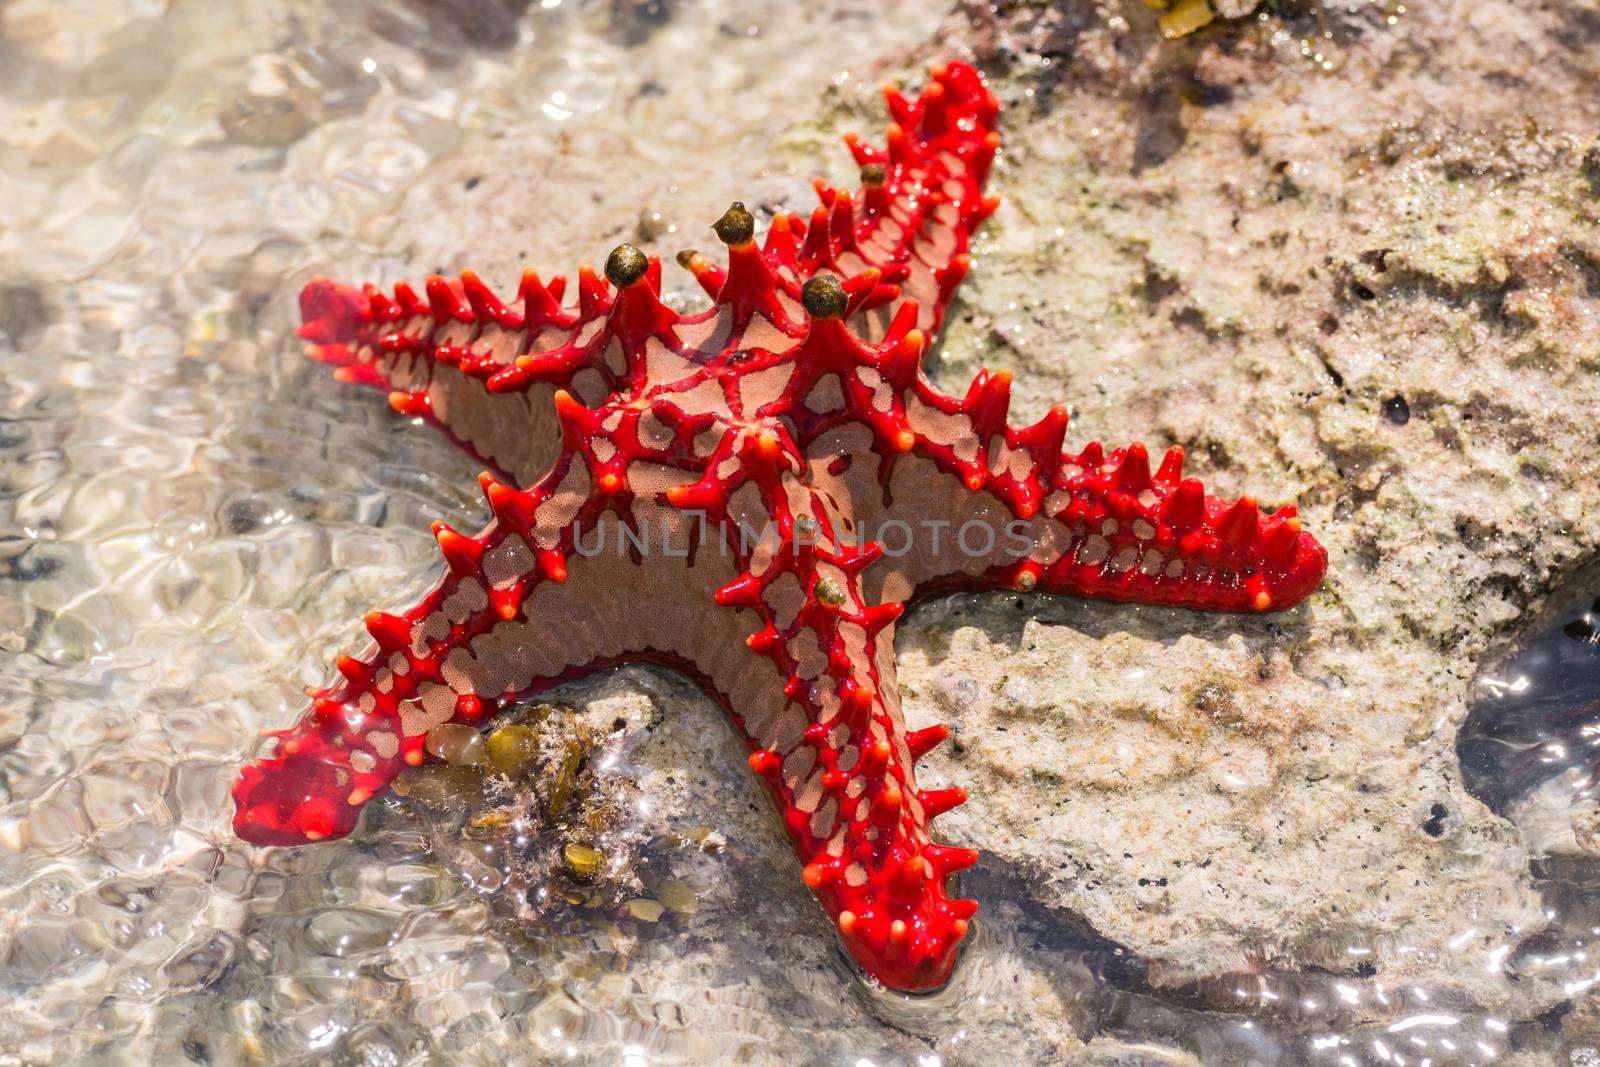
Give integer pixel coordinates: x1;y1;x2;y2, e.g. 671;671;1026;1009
920;0;1599;990
895;0;1600;1058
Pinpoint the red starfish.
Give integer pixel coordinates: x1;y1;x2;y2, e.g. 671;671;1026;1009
233;61;1327;991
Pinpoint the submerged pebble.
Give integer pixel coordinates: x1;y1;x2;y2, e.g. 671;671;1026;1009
425;722;488;766
391;764;487;809
563;842;606;879
650;878;699;915
624;898;665;922
485;722;540;776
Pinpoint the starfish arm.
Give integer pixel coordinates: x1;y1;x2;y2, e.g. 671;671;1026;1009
292;61;999;481
676;61;999;342
784;350;1329;613
1013;438;1329;611
778;60;1000;340
294;261;627;485
732;285;1326;615
668;447;977;991
230;451;592;845
234;259;793;846
895;366;1329;611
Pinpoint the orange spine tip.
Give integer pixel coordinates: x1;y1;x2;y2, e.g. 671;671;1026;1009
919;787;967;819
714;573;763;609
842;680;875;715
745;627;784;655
388;390;429;417
664;480;723;511
335;655;367;683
906;724;949;763
1249;575;1273;612
872;784;903;826
1156;445;1185;483
538;549;568;582
552;388;584;419
802;860;834;888
1219;495;1261;549
364;611;411;651
432;522;483;577
456;694;484;719
748;750;781;776
890;855;929;899
850;740;888;776
489;586;522;621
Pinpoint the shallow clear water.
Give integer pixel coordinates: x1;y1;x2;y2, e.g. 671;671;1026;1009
4;2;1600;1064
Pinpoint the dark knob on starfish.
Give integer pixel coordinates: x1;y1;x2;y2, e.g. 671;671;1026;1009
801;274;847;320
712;202;755;246
605;244;649;287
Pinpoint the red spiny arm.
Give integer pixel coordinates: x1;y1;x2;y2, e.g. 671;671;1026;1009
231;456;584;845
679;61;1001;339
1020;439;1325;612
238;269;730;847
297;262;587;396
758;289;1327;615
891;366;1328;613
668;451;976;992
295;249;685;485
